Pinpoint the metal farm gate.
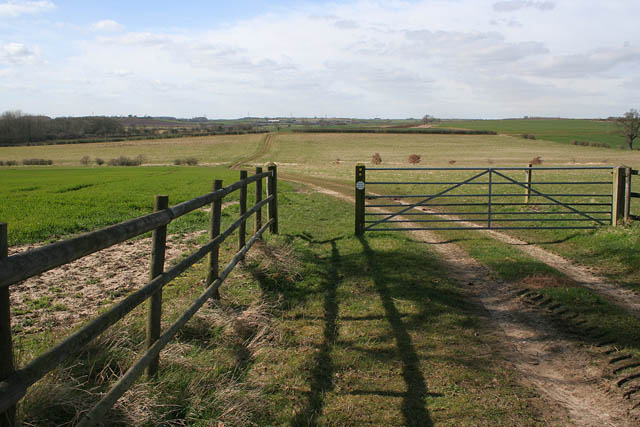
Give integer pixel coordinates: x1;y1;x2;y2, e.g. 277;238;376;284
355;165;636;235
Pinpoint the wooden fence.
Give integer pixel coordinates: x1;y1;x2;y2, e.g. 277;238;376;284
0;165;278;426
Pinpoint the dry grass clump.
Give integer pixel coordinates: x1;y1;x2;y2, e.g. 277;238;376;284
245;241;303;284
18;328;145;425
449;160;456;165
516;273;574;289
371;152;382;165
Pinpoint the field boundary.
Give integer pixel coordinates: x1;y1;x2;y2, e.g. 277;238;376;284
0;166;279;426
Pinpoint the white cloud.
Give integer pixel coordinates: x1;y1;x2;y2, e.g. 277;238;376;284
2;0;640;118
0;42;39;64
91;19;124;32
493;1;555;12
0;0;55;17
533;47;640;77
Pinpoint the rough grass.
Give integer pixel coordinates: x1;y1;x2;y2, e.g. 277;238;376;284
11;183;551;425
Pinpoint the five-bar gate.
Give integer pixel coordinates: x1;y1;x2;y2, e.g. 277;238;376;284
355;165;635;234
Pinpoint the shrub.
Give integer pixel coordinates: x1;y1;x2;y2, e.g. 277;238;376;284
173;157;199;166
95;158;104;165
22;158;52;165
408;154;421;164
371;153;382;165
571;140;610;148
107;155;144;166
5;160;17;166
0;160;3;166
80;155;90;166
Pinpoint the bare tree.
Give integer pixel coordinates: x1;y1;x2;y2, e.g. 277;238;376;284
617;109;640;150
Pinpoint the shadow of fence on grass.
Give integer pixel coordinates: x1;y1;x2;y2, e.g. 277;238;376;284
357;236;434;427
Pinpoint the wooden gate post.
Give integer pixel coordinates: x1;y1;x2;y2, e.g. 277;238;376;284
255;167;263;234
239;171;248;251
355;164;366;235
267;164;278;234
208;180;223;300
612;166;626;226
146;195;168;379
624;167;632;223
0;223;16;426
524;163;533;204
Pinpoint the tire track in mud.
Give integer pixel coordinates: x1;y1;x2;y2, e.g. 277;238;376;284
283;175;637;426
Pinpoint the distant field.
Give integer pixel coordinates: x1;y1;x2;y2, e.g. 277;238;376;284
0;134;263;166
435;119;628;149
263;132;640;182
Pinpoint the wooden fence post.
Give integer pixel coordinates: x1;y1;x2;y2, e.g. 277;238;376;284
524;163;533;204
624;167;632;223
355;164;366;236
239;171;248;251
267;164;278;234
146;195;168;379
612;166;626;226
208;180;223;300
0;223;16;427
255;167;263;235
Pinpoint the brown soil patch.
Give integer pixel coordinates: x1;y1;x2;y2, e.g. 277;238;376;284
9;232;205;335
9;202;238;335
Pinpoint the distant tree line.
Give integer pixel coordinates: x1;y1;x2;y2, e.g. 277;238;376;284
0;111;123;146
0;111;266;146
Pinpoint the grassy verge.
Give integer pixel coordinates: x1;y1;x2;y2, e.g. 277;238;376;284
13;181;550;425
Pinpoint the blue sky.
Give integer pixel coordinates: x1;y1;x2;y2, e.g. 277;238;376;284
1;0;639;118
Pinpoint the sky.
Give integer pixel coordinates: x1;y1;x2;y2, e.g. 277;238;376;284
1;0;639;119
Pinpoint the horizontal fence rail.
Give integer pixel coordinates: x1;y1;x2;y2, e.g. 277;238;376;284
355;165;635;235
0;165;279;426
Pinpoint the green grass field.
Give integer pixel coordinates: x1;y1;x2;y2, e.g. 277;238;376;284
435;118;629;149
0;167;246;245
